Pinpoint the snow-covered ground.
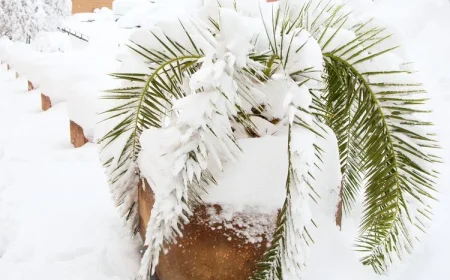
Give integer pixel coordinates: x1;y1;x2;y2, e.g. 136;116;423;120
0;0;450;279
0;66;141;280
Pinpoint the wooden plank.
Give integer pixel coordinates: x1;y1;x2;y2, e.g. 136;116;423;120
70;120;88;148
41;93;52;111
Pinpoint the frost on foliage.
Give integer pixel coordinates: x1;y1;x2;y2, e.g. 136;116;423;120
99;120;141;235
284;126;316;277
0;0;70;42
43;0;71;30
250;75;323;279
138;9;256;275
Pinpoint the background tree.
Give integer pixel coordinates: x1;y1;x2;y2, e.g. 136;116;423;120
0;0;71;43
43;0;71;31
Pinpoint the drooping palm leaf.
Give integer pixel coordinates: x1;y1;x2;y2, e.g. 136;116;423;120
322;56;363;213
99;26;204;235
279;0;440;273
320;10;438;275
325;51;439;272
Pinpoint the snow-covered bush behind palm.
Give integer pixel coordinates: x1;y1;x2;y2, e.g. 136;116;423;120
0;0;70;43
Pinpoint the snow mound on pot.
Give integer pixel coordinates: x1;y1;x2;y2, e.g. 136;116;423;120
205;205;278;244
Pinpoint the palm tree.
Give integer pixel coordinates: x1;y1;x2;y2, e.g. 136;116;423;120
99;1;440;279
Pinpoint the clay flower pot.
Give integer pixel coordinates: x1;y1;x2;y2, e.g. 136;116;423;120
138;136;289;280
138;179;271;280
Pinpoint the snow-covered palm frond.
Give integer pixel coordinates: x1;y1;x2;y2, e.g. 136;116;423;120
249;6;325;279
99;24;204;236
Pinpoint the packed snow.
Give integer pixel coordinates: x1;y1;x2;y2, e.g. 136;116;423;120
1;0;450;279
0;65;141;279
0;12;132;140
112;0;150;16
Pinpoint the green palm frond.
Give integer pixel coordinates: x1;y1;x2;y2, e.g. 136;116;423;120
278;0;440;273
322;56;363;212
326;51;439;272
99;25;203;235
318;9;439;274
101;54;202;165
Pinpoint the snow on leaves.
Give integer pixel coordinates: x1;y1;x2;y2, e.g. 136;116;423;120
99;0;440;279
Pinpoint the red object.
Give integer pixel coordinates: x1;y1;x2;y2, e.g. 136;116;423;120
267;0;278;2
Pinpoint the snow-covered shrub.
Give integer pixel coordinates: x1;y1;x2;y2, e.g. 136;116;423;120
99;0;440;278
0;0;70;42
0;0;28;41
112;0;150;16
33;31;71;53
45;0;71;17
43;0;71;31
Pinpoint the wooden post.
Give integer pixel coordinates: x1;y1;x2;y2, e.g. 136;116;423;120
41;93;52;111
70;120;88;148
28;81;34;91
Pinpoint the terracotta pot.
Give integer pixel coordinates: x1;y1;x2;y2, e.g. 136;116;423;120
138;179;271;280
70;120;88;148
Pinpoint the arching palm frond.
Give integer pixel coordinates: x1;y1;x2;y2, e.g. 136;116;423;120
314;4;440;273
99;26;203;235
264;0;440;274
324;50;439;272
